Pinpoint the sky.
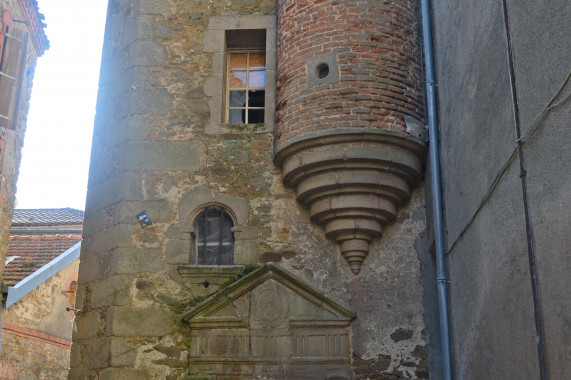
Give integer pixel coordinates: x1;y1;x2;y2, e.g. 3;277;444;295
14;1;108;210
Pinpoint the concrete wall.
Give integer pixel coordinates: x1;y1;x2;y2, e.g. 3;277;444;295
71;0;438;378
431;0;570;378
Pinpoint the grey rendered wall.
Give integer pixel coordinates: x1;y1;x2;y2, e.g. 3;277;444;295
430;0;570;378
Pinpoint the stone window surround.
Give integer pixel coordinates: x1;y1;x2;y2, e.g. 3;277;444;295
203;15;276;134
185;203;236;265
175;188;257;268
193;205;235;265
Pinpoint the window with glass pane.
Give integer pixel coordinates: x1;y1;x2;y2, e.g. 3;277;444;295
195;206;234;265
0;25;27;130
227;51;265;124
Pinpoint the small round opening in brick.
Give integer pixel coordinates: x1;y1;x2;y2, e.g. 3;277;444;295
316;63;329;79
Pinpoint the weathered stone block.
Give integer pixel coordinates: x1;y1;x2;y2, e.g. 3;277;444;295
90;275;132;308
73;311;100;340
85;176;122;212
123;15;153;46
77;253;101;283
234;239;258;264
207;15;276;30
69;343;82;369
202;30;224;53
188;98;210;114
164;225;182;239
99;368;149;380
84;224;134;253
166;239;188;264
85;337;111;369
122;140;203;172
67;367;89;380
109;337;137;366
118;88;172;118
107;306;172;336
260;251;282;263
113;113;153;146
82;209;106;237
107;248;163;275
127;40;167;67
133;0;173;16
232;225;260;240
85;173;143;213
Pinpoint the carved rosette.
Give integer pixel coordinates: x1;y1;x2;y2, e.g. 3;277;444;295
275;129;425;274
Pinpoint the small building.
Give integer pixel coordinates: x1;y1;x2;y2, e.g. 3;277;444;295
0;208;82;379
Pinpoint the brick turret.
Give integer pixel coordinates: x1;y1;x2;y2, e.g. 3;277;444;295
275;0;426;273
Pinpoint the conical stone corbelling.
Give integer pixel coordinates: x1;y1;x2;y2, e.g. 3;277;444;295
274;129;425;274
276;0;425;273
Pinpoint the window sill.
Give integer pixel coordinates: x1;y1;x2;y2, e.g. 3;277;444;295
177;265;243;285
217;122;271;134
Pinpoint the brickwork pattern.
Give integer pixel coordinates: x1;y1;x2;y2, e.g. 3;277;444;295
276;0;424;145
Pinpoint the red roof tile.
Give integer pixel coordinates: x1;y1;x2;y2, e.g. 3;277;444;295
11;208;84;227
4;235;81;287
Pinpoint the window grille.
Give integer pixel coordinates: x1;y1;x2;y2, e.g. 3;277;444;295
195;206;234;265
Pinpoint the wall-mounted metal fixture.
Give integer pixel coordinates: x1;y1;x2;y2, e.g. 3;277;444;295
136;211;152;228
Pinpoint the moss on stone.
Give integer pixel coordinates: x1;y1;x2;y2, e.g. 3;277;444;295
221;122;266;133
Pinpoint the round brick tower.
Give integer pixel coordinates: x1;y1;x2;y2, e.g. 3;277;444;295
275;0;426;274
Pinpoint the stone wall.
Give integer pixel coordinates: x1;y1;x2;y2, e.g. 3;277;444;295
3;259;78;339
0;259;78;378
0;333;71;379
71;0;437;379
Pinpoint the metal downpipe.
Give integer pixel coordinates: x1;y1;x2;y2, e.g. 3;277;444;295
420;1;453;379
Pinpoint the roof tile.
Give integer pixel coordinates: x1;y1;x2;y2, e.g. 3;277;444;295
4;235;81;287
11;208;84;227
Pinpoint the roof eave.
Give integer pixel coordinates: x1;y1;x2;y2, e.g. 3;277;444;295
4;241;81;308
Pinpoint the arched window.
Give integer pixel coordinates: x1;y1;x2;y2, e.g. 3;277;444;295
194;206;234;265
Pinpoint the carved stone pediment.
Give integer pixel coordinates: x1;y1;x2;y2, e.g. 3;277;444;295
182;263;355;380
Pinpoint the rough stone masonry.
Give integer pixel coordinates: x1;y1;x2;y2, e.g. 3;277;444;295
70;0;439;379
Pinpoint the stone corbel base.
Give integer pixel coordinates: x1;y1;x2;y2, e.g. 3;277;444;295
275;128;426;274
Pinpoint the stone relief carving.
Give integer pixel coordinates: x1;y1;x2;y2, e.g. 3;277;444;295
182;264;355;379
